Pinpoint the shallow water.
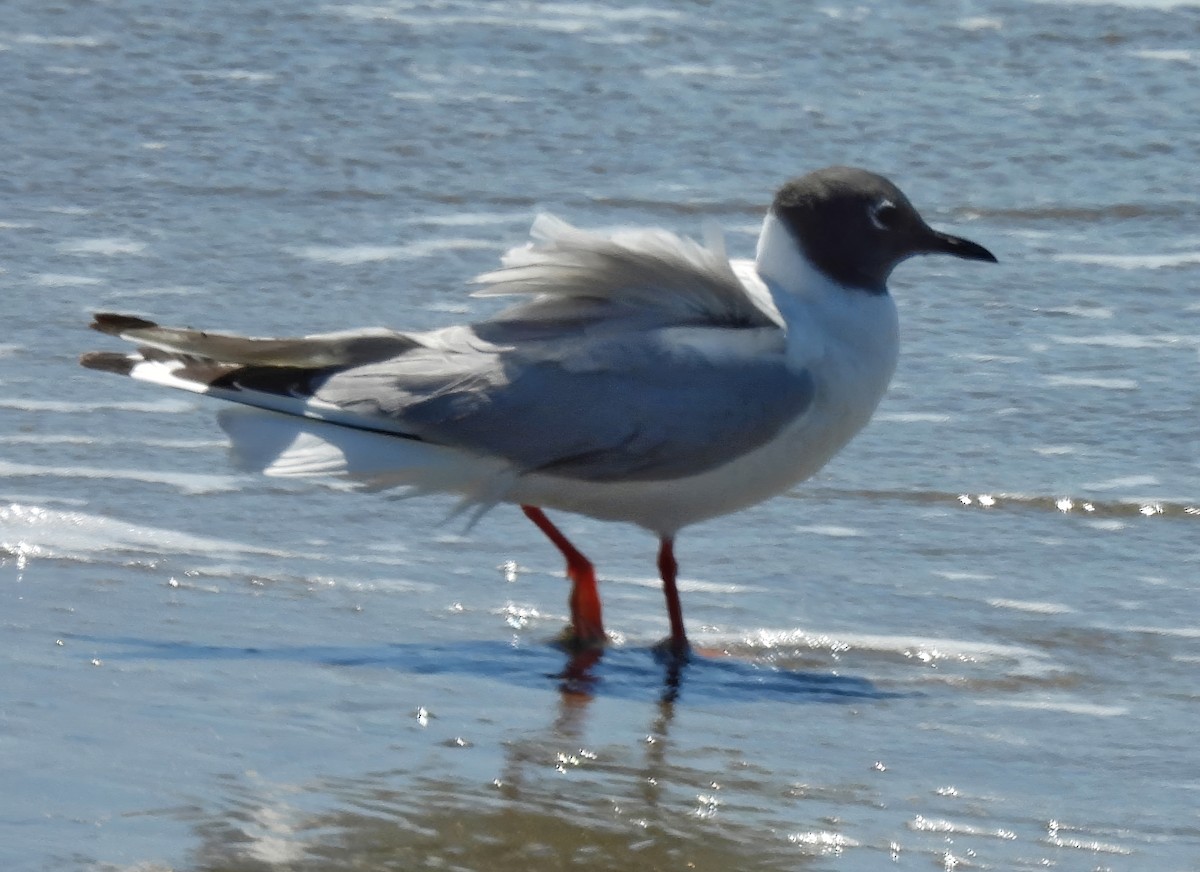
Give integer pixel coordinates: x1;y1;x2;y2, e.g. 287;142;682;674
2;0;1199;869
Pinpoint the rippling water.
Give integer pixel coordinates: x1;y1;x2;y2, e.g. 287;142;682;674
2;0;1199;869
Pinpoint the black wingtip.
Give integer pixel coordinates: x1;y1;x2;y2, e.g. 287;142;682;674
79;351;137;375
90;313;159;336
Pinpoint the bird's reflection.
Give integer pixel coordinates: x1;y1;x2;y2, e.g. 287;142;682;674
553;642;686;704
77;631;894;871
554;645;606;699
500;649;681;815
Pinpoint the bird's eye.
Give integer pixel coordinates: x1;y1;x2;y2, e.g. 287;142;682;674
869;199;899;231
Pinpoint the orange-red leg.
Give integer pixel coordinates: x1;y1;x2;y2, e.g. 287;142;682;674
521;505;606;647
657;536;689;654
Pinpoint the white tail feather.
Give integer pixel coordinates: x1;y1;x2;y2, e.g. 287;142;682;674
216;406;514;502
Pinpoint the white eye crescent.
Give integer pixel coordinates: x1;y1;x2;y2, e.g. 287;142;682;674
869;199;899;230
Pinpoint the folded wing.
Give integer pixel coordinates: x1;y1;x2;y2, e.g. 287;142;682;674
81;214;809;487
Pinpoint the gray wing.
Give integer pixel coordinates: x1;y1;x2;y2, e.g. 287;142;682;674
310;324;813;482
82;216;801;483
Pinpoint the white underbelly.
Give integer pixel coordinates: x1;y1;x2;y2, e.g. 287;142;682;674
508;380;887;535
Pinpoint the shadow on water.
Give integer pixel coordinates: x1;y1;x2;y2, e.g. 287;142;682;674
64;633;897;705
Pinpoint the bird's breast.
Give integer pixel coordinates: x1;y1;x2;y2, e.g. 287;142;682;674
506;292;899;535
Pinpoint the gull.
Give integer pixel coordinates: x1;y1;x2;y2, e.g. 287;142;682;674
81;166;996;656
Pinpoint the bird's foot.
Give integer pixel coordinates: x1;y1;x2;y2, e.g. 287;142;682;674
554;622;609;652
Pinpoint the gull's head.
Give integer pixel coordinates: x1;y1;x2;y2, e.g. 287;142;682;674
763;166;997;295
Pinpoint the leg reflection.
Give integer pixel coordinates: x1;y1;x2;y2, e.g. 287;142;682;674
552;641;693;704
555;645;605;700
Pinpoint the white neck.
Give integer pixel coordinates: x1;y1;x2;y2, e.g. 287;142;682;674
755;212;822;289
752;212;899;380
754;212;843;324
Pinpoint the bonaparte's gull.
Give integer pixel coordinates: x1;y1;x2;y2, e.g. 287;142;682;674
82;166;996;655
